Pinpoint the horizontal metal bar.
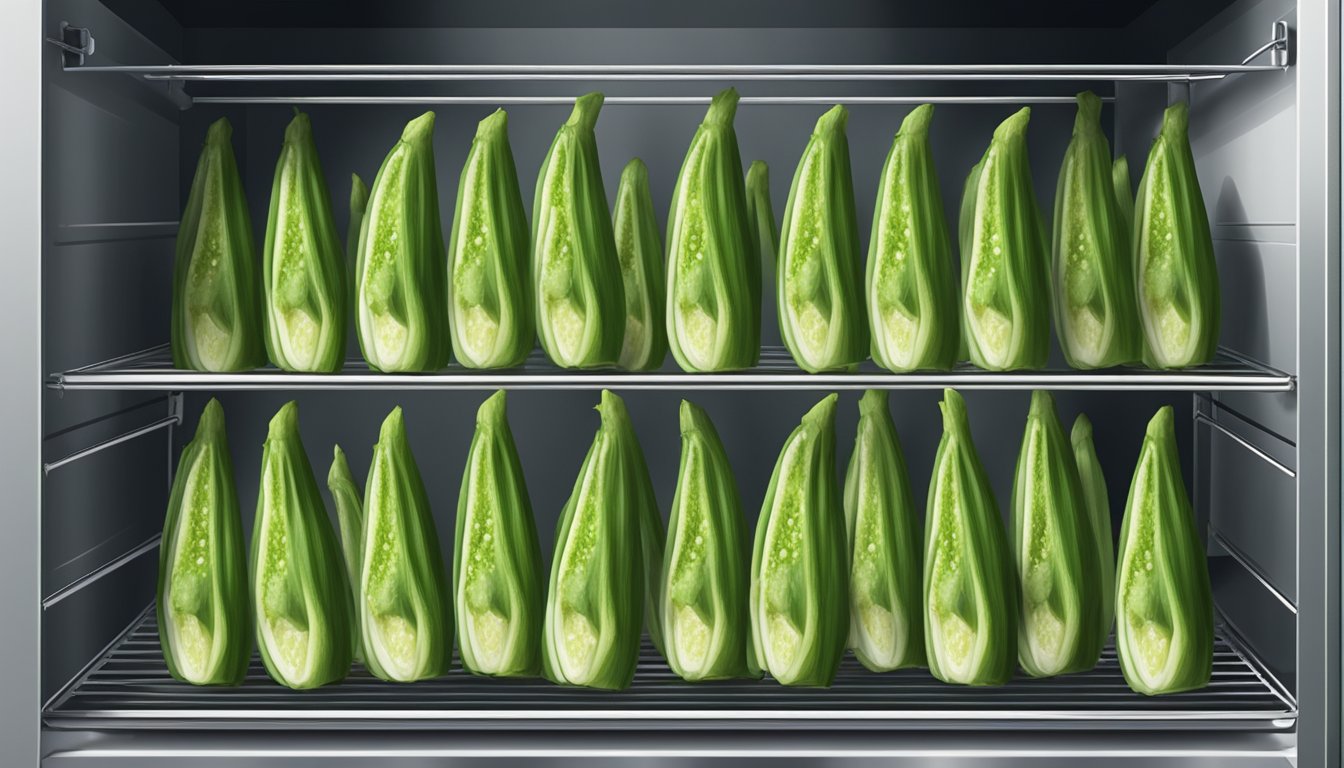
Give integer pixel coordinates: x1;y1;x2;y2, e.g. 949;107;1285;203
191;95;1113;106
43;414;180;474
66;62;1287;80
53;220;179;245
1194;412;1296;478
1209;530;1298;615
41;535;161;610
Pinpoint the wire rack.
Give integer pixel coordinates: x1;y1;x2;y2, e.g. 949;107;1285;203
43;609;1296;731
49;345;1294;392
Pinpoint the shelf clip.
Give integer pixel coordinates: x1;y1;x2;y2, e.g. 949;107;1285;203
46;22;95;67
1241;20;1292;68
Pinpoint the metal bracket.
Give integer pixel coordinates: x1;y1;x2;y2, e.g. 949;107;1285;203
1241;20;1292;67
46;22;94;67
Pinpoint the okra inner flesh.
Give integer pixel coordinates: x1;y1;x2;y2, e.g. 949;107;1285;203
274;151;321;370
784;152;835;366
668;441;713;674
851;446;902;663
966;158;1014;368
555;441;609;681
184;160;235;371
928;461;980;680
258;462;313;683
1020;425;1072;673
672;143;723;370
453;157;504;364
362;147;412;365
1119;458;1177;688
539;143;588;364
461;441;510;672
364;452;420;680
759;440;808;677
871;156;920;370
1138;151;1194;363
166;448;218;680
1059;159;1106;358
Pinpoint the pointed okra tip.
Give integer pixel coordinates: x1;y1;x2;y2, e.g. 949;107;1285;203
567;92;605;131
477;389;508;427
899;103;935;136
197;397;227;436
350;172;368;210
267;400;300;439
857;389;890;418
379;405;407;444
205;117;233;146
994;106;1031;141
1161;101;1190;141
596;388;631;426
1073;90;1103;131
939;388;970;432
705;87;740;125
1027;389;1057;421
621;157;649;187
814;104;849;135
401;110;436;143
1145;405;1176;442
801;392;839;429
747;159;769;191
476;108;508;139
329;443;352;486
678;399;712;436
1070;412;1094;447
283;108;313;144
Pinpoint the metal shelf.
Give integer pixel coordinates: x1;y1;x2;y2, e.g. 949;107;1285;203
49;345;1294;393
43;609;1296;731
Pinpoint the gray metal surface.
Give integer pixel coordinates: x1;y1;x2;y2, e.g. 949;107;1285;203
43;609;1294;732
49;345;1294;392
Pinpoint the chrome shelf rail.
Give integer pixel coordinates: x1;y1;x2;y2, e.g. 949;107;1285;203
41;534;162;611
42;394;183;474
48;345;1294;393
193;95;1112;106
44;611;1296;731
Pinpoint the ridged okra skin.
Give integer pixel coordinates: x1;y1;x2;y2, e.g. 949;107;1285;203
1115;407;1213;695
1133;103;1220;369
448;110;535;369
250;402;353;689
1011;391;1104;678
666;88;761;372
453;390;545;678
1112;156;1135;243
746;160;781;348
346;173;369;354
157;399;250;686
532;93;626;369
542;391;647;689
262;110;347;373
923;389;1017;685
866;104;960;372
661;400;758;681
327;445;365;660
959;108;1051;371
778;106;869;373
750;394;849;686
844;390;925;672
1071;414;1116;634
1052;92;1142;370
354;112;452;372
172;118;265;372
360;407;454;682
613;158;668;371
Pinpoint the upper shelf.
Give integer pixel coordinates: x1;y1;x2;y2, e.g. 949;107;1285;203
49;345;1294;393
51;21;1292;109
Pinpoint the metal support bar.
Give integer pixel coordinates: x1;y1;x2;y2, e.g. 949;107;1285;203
1241;21;1292;67
41;535;161;611
193;95;1112;106
1210;529;1298;615
1194;412;1296;478
42;394;182;474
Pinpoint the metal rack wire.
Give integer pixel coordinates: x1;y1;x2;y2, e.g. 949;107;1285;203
43;608;1296;731
47;345;1295;393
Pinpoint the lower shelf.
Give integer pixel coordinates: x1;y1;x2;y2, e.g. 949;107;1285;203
44;610;1296;731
